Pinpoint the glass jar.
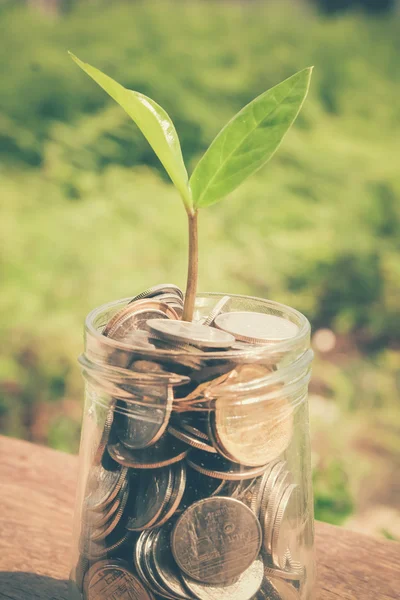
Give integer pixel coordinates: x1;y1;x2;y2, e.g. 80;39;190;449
69;293;315;600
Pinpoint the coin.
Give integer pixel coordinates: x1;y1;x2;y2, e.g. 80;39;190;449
214;311;299;344
211;392;293;467
263;565;304;582
126;467;173;531
115;387;173;450
142;531;179;599
249;462;278;516
90;483;130;542
130;283;184;302
147;319;236;349
178;468;228;512
152;461;186;527
168;425;217;453
151;521;192;600
80;523;133;560
263;576;301;600
93;407;114;465
108;435;189;469
133;531;158;595
259;462;286;528
171;496;262;585
84;464;128;512
264;472;292;555
74;554;90;592
187;450;269;481
175;413;209;440
103;299;179;340
201;296;231;327
272;484;302;570
180;556;264;600
83;478;129;529
83;559;155;599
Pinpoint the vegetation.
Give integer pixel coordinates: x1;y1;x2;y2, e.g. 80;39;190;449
0;0;399;533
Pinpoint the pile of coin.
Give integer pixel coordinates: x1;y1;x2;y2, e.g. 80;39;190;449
73;284;311;600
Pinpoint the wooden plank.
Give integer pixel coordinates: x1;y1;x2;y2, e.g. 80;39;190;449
0;435;399;599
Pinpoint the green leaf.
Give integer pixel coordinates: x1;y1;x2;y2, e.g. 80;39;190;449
190;67;313;209
68;53;192;212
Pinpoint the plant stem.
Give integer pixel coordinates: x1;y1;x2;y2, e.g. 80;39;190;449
182;210;198;322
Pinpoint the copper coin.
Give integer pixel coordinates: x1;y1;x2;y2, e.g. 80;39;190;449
187;450;269;481
83;559;155;599
181;556;264;600
126;467;173;531
108;436;189;469
171;496;262;585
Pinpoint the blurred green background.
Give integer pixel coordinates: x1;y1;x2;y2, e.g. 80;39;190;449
1;0;399;537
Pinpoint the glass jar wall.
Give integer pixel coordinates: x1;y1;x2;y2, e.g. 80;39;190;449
69;293;315;600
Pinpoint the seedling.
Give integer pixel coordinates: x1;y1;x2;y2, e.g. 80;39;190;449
69;53;312;321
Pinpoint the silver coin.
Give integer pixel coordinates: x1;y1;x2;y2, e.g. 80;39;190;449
259;462;286;527
152;461;187;528
90;483;130;542
147;319;235;349
142;531;179;599
178;468;228;512
214;311;299;344
108;436;189;469
262;576;301;600
151;521;192;600
181;556;264;600
83;478;129;529
115;388;173;450
272;484;302;570
263;564;304;582
130;283;184;302
249;463;278;516
134;531;158;595
201;296;231;327
171;496;262;585
187;451;269;481
264;472;292;555
84;465;128;512
168;425;217;453
83;559;155;599
126;467;173;531
103;299;179;341
93;407;114;466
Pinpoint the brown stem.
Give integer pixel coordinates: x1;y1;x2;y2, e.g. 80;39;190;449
182;210;199;322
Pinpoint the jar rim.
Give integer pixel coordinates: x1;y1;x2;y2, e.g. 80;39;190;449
85;292;311;361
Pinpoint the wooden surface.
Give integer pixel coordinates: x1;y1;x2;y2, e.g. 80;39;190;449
0;436;399;599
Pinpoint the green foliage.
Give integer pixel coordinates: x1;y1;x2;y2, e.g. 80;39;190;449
0;0;399;530
313;459;354;525
191;68;312;208
69;53;192;212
